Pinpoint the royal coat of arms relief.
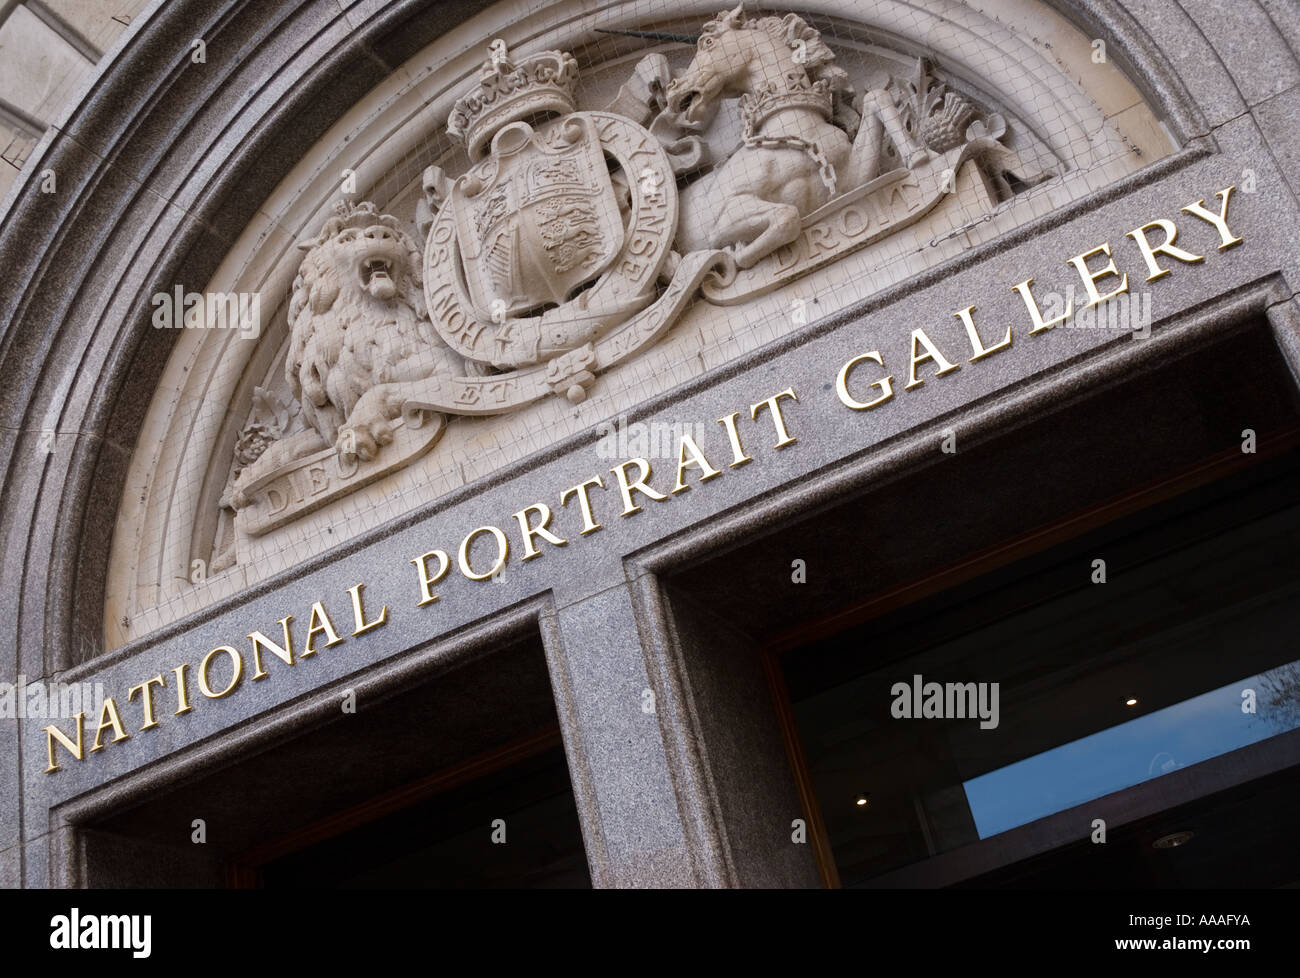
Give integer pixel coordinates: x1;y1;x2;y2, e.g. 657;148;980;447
218;6;1029;551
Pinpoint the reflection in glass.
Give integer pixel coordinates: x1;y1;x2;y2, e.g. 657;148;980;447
964;659;1300;839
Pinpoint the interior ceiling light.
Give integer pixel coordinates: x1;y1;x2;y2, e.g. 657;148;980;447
1152;831;1195;849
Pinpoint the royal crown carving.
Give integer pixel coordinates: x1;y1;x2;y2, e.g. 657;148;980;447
447;42;581;161
740;74;835;133
220;8;1025;543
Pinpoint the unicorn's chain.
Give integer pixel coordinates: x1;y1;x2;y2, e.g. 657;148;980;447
740;130;838;194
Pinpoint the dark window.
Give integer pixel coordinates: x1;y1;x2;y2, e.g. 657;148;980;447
781;447;1300;888
259;740;590;889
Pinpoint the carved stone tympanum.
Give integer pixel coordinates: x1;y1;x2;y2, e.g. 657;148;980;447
226;7;1018;538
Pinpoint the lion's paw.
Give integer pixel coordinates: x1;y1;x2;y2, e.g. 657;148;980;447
337;417;396;464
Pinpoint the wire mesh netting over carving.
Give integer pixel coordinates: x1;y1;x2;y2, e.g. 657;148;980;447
103;0;1173;655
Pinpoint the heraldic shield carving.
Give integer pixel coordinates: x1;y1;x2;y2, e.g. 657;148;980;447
452;114;625;320
225;9;1022;539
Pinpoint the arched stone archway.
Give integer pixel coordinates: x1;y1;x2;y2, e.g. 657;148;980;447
103;0;1181;650
2;0;1298;889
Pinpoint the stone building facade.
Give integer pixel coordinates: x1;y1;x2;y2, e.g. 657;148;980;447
2;0;1299;888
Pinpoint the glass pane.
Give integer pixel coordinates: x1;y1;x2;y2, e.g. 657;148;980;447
964;660;1300;839
782;449;1300;886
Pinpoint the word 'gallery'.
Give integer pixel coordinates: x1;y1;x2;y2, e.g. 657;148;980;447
3;1;1299;889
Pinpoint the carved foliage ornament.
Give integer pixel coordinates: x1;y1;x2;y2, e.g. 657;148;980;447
227;7;1016;536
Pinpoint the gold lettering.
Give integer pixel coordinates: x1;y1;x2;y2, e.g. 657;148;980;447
90;697;130;751
198;646;243;699
127;674;166;730
249;616;295;680
559;476;605;535
347;583;388;633
1181;186;1243;250
716;413;752;467
610;458;668;516
1067;243;1128;308
43;713;84;772
672;434;722;493
955;305;1011;362
171;663;192;715
750;388;799;448
410;551;451;606
1126;219;1204;281
302;601;344;654
457;526;509;580
513;503;567;561
836;352;894;409
905;329;960;390
1013;277;1072;333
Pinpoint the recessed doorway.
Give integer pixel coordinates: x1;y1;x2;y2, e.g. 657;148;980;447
77;629;591;888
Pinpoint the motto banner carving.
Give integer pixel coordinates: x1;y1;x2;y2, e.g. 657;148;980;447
227;10;1018;535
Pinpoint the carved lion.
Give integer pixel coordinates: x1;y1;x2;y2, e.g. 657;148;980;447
285;200;461;460
230;202;463;511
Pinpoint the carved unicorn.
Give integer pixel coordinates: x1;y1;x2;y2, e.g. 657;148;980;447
665;6;927;268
